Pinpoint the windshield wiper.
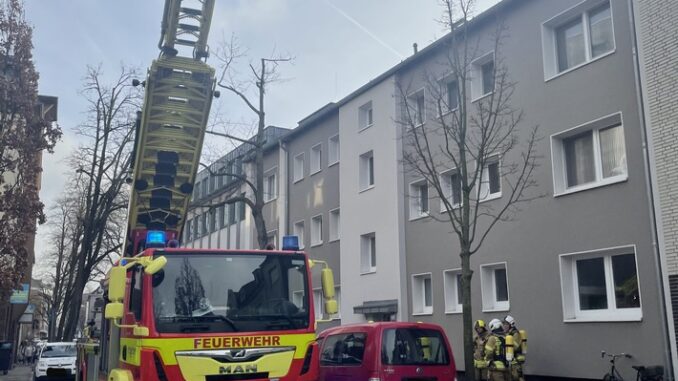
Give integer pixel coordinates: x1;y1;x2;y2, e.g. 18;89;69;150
158;315;239;332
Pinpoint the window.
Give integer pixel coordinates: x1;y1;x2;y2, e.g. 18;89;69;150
200;213;208;235
320;332;366;366
192;218;199;238
311;144;322;174
551;112;627;195
412;273;433;315
328;135;340;165
218;205;225;229
471;52;495;100
264;170;277;202
209;209;217;232
441;169;462;210
409;180;429;219
294;221;305;250
311;215;323;247
201;178;208;197
360;233;376;273
479;157;501;201
129;266;143;321
445;79;459;112
359;150;375;191
329;208;340;241
186;219;193;241
228;203;236;225
480;262;509;311
408;90;426;126
444;269;463;313
237;194;246;221
194;181;201;200
294;153;305;183
559;245;641;321
359;101;373;130
217;166;224;188
209;174;216;194
542;1;614;78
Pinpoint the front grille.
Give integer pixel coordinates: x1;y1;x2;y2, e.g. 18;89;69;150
205;373;269;381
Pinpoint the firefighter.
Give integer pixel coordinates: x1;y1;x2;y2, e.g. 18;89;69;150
473;319;489;381
484;319;509;381
503;315;525;381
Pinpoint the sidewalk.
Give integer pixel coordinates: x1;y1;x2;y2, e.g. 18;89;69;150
0;365;33;381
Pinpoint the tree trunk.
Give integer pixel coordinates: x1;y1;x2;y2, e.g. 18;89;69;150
461;250;475;381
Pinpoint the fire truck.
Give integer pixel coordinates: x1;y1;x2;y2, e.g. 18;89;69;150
76;1;338;381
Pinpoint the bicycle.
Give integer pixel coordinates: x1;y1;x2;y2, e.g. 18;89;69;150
601;351;632;381
601;351;664;381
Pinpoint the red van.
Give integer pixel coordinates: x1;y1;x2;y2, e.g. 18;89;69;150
316;322;456;381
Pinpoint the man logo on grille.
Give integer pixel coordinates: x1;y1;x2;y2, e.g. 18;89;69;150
231;349;247;359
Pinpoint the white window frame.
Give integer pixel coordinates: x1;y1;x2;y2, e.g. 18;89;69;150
293;220;305;250
409;179;430;220
559;245;642;322
444;269;463;314
329;208;340;242
440;168;462;211
412;272;433;315
480;262;510;312
407;88;426;127
541;0;616;81
263;168;278;203
311;214;323;247
471;51;495;101
359;150;375;192
293;152;305;183
360;233;376;274
310;143;322;175
359;101;374;131
328;134;340;166
478;156;502;202
551;112;627;196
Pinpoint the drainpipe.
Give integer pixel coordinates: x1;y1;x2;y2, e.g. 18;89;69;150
627;0;676;378
280;139;290;238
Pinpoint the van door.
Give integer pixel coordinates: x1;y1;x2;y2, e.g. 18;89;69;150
318;332;369;381
380;328;455;381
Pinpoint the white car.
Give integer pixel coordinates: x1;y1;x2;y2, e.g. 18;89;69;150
34;342;76;380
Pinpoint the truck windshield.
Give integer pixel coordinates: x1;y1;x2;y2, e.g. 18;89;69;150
152;253;310;333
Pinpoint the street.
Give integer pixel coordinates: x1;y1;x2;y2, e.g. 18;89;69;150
0;366;33;381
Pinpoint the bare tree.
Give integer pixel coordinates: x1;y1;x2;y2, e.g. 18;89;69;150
56;65;138;340
397;1;540;378
195;35;291;249
0;0;61;296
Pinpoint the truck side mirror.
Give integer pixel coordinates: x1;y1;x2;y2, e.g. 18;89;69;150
108;267;126;302
321;268;335;299
324;299;338;316
144;256;167;275
105;302;124;320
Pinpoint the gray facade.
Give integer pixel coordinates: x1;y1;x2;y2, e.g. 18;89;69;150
283;104;342;330
396;0;668;378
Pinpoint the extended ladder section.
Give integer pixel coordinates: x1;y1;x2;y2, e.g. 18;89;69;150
159;0;215;59
125;0;216;256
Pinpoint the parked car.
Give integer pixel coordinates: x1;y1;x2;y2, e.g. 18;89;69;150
34;342;76;380
317;321;457;381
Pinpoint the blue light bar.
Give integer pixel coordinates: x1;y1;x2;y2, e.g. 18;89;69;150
146;230;167;247
282;235;300;251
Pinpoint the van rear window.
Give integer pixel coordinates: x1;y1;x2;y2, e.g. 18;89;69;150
381;328;450;365
320;333;367;366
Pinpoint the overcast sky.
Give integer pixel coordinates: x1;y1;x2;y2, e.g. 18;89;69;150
25;0;498;264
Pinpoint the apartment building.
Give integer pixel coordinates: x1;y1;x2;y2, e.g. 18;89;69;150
182;0;675;378
633;0;678;375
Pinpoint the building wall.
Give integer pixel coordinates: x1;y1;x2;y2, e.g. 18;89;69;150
633;0;678;375
396;0;665;378
338;76;408;323
285;109;342;329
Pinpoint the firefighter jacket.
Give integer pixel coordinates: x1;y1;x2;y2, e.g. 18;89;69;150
508;327;525;363
473;330;489;368
484;333;507;370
